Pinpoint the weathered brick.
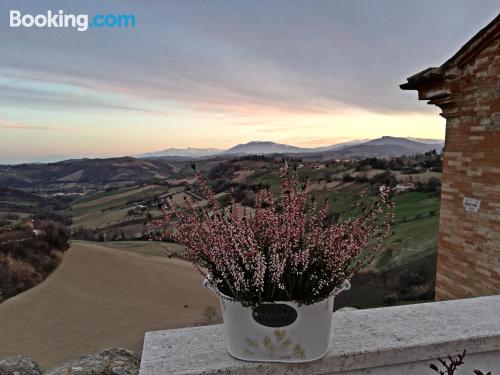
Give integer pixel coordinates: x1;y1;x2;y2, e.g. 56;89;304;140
401;16;500;301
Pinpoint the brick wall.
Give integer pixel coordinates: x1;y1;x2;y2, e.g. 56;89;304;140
436;37;500;300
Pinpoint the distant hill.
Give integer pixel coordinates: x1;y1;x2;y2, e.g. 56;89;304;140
316;137;443;159
137;137;443;158
137;147;221;158
220;137;442;158
406;137;445;144
224;139;371;155
0;186;46;204
224;141;309;155
0;137;444;188
0;185;69;213
361;136;443;154
314;139;369;152
0;157;179;187
324;144;422;158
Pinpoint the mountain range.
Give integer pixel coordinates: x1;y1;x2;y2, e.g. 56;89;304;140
138;147;221;158
0;137;443;187
138;136;443;159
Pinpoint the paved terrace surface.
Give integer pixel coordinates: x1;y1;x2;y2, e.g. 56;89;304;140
140;295;500;375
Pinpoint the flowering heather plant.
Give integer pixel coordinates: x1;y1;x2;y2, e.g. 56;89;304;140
154;164;393;306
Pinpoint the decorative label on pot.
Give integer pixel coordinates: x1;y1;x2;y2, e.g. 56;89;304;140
252;303;298;327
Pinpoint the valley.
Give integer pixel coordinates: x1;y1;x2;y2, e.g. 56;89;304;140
0;136;444;367
0;137;443;307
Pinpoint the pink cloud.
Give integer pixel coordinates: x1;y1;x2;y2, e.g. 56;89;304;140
2;68;349;118
0;121;52;130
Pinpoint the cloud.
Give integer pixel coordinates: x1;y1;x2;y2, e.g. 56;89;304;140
0;0;498;122
0;72;170;116
0;121;52;130
3;0;497;118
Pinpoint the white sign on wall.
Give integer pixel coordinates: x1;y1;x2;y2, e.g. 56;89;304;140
463;197;481;212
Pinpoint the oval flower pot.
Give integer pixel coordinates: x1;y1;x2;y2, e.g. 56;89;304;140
203;279;351;363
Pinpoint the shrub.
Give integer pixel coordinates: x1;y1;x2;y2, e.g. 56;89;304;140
154;164;393;306
372;170;397;187
342;173;355;182
37;220;70;251
0;220;69;301
354;173;369;183
426;177;442;192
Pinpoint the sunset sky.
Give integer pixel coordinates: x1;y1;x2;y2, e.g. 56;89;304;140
0;1;499;163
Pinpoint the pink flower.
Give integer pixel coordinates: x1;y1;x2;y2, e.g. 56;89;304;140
153;163;393;305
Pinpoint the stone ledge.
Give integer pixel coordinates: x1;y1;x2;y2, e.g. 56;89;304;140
139;295;500;375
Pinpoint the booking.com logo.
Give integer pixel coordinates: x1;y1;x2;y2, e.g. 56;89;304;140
9;10;136;31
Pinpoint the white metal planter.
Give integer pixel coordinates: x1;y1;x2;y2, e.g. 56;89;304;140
203;279;351;363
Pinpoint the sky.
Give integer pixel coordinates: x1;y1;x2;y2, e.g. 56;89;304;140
0;1;499;163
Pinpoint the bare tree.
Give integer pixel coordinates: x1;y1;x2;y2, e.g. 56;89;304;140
429;350;491;375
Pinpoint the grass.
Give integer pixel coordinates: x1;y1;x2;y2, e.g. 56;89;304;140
70;185;164;212
392;170;442;183
67;185;169;228
71;207;132;228
296;167;325;180
310;190;363;215
254;170;282;194
0;200;37;207
392;191;440;222
0;211;31;218
377;214;439;270
295;190;441;274
374;192;440;271
70;186;137;205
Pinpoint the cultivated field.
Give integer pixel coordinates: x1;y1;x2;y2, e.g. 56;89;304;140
66;161;441;273
0;241;219;369
69;185;169;228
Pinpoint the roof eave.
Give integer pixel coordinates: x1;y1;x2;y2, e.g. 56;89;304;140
400;68;443;91
400;13;500;91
